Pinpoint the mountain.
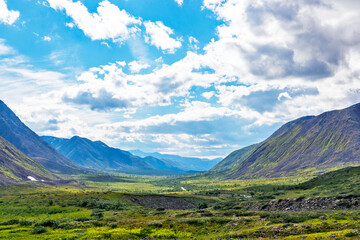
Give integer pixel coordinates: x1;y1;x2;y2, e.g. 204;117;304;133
0;100;83;173
212;103;360;179
130;150;222;171
42;136;184;173
0;136;56;185
210;144;259;173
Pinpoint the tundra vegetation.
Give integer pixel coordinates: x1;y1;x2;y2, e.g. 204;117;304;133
0;167;359;239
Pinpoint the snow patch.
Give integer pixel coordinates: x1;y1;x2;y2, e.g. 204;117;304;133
27;176;38;181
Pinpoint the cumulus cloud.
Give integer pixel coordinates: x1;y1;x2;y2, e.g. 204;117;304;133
144;21;182;53
128;60;150;73
0;0;19;25
198;0;360;123
55;0;360;138
5;0;360;158
202;91;214;100
47;0;141;42
60;52;218;111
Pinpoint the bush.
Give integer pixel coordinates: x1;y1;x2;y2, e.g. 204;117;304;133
32;226;48;234
208;217;231;224
0;219;19;225
19;220;34;226
108;222;118;228
345;231;359;237
74;217;92;222
198;202;208;209
148;221;163;228
185;219;204;226
35;219;60;228
259;212;321;224
90;209;104;219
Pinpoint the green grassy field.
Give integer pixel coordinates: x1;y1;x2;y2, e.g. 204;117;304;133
0;169;359;239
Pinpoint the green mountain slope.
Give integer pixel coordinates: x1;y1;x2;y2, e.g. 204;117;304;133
214;103;360;179
296;166;360;195
0;100;83;173
210;144;259;173
0;136;56;185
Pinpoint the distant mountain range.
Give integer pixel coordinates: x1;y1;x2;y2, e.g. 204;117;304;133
42;136;195;174
2;97;360;182
0;100;83;174
130;150;222;171
212;103;360;178
0;136;56;185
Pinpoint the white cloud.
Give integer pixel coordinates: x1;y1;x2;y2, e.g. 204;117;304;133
0;39;13;55
3;0;360;158
277;92;292;101
128;60;150;73
101;41;110;48
47;0;141;42
43;36;52;41
0;0;19;25
202;91;214;100
188;36;200;50
174;0;183;7
60;52;218;111
65;22;74;28
144;21;182;53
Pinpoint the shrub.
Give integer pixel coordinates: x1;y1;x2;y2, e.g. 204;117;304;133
0;219;19;225
185;219;204;226
108;222;118;228
345;231;359;237
19;220;34;226
35;219;60;228
74;217;92;222
90;209;104;219
148;221;163;228
32;226;48;234
198;202;208;209
208;217;231;225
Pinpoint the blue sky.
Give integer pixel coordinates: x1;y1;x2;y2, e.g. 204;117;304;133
1;0;360;158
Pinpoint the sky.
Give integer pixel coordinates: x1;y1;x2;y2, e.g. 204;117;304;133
0;0;360;159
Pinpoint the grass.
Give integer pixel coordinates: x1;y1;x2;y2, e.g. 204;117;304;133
0;169;359;239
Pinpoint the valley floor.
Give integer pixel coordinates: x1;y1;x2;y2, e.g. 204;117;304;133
0;171;359;239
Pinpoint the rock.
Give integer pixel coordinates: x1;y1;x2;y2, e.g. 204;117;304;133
229;221;238;226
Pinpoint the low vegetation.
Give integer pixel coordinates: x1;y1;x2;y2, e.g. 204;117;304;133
0;168;359;239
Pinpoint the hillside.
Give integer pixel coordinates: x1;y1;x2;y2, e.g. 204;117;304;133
213;103;360;179
295;166;360;196
0;136;56;185
42;136;184;173
130;150;221;171
0;100;83;173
